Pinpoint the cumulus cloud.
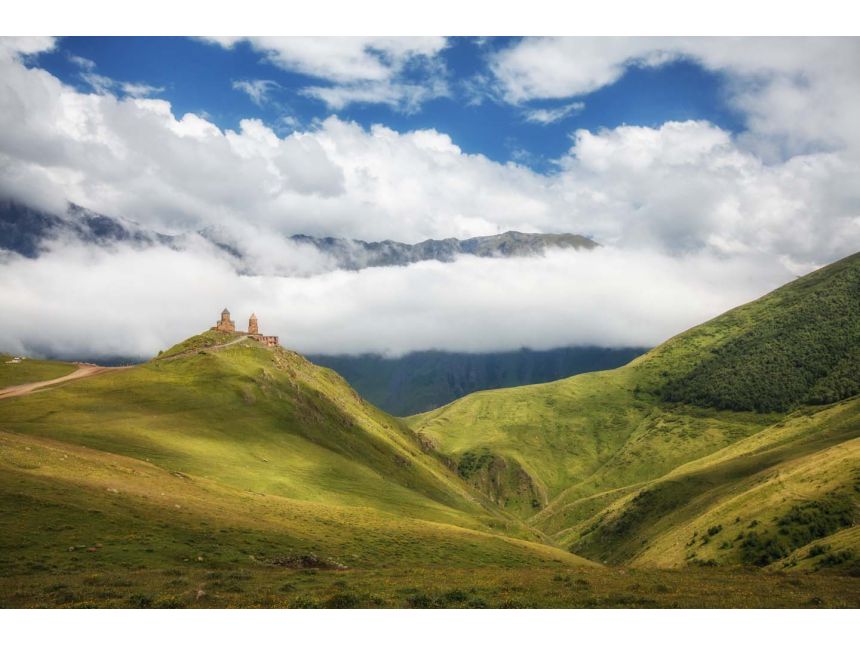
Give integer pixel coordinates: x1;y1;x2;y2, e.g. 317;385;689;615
555;120;860;265
491;38;671;102
0;36;56;59
0;240;792;360
207;37;450;111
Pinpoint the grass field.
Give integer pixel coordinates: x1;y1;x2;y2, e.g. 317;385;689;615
6;563;859;609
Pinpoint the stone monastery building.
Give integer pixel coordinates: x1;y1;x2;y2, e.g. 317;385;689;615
212;308;279;347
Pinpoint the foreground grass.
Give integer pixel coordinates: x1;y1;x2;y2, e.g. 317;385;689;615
3;564;858;609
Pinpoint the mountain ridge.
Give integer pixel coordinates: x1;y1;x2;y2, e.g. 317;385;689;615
0;199;597;271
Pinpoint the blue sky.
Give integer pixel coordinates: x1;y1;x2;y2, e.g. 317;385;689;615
33;36;744;172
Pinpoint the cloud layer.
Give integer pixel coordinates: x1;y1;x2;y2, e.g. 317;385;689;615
0;239;789;359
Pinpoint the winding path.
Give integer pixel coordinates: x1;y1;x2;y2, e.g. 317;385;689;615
0;364;130;400
0;336;256;401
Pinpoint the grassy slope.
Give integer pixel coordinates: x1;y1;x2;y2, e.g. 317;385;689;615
0;334;598;586
3;423;858;609
566;396;860;566
408;252;860;569
0;354;77;388
0;429;587;572
0;338;490;527
3;253;860;606
409;369;773;522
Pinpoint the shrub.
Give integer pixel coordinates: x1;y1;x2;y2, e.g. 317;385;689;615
808;544;831;558
154;594;187;609
406;593;439;609
323;593;360;609
441;589;468;603
820;549;856;567
457;448;494;479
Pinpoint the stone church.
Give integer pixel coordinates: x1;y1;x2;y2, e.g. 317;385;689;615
212;308;279;347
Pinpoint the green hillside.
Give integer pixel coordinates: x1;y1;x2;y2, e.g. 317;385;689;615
657;251;860;411
0;333;610;607
409;252;860;571
0;334;530;530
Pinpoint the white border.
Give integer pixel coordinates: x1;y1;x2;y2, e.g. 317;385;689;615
2;608;857;646
1;0;859;36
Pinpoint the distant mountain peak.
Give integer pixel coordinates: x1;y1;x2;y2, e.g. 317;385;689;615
287;230;598;270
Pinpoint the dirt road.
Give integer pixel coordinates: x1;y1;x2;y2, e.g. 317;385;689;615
0;364;130;400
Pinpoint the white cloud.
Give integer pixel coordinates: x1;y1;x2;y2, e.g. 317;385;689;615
524;101;585;125
0;37;56;60
120;82;164;98
207;37;450;111
554;120;860;264
491;38;671;103
232;79;279;107
0;45;857;264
